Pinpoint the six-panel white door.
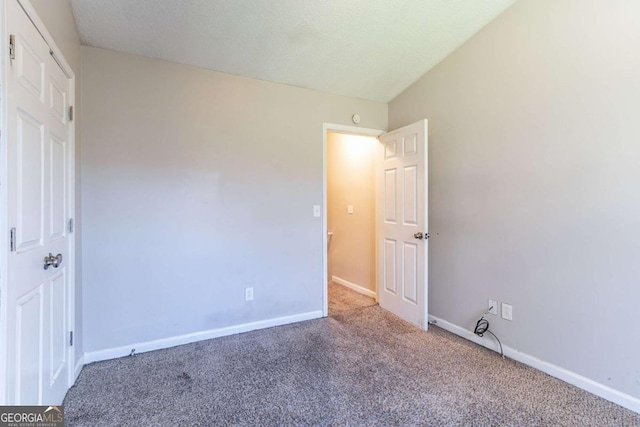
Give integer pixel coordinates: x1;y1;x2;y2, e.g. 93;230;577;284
378;120;428;328
6;0;72;405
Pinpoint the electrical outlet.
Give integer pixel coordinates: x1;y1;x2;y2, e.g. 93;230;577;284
501;303;513;321
347;205;354;214
245;287;254;301
488;299;498;315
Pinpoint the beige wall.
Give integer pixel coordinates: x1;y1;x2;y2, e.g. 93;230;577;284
81;46;387;353
29;0;83;362
390;0;640;400
327;132;377;292
29;0;80;72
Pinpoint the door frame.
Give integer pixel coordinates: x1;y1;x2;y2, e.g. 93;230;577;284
322;123;385;317
0;0;77;404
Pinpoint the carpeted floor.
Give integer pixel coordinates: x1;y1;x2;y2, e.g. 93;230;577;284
64;283;640;426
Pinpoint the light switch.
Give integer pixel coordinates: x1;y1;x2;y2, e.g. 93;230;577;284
347;205;354;214
313;205;321;217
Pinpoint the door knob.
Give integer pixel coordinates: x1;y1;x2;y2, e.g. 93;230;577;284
44;253;54;270
52;253;63;268
413;232;430;240
43;253;63;270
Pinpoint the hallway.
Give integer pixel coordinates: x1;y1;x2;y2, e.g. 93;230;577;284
328;281;377;315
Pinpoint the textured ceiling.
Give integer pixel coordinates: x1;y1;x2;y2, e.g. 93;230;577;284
70;0;517;103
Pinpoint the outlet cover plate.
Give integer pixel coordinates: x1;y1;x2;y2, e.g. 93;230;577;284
501;302;513;321
488;300;498;315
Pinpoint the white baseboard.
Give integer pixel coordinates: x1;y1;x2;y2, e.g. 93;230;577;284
84;310;323;364
73;355;84;381
428;315;640;414
332;276;376;299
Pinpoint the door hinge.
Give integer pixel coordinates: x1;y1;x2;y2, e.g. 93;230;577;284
9;35;16;60
10;227;16;252
69;331;73;346
68;106;74;121
68;218;74;233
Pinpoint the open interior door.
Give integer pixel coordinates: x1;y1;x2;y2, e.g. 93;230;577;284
377;120;428;329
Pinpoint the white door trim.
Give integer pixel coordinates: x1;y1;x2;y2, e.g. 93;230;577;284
322;123;385;317
0;0;77;403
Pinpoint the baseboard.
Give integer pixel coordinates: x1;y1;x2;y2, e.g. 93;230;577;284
332;276;376;299
85;310;324;364
428;315;640;414
73;354;84;381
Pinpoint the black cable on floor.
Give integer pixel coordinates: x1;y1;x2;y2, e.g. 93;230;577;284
473;310;504;358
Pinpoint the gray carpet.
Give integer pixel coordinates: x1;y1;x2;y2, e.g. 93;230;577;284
64;283;640;426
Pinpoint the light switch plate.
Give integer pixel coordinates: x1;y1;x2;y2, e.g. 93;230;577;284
313;205;321;217
347;205;354;214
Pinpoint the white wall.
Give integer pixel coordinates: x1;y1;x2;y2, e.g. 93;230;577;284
327;132;377;292
29;0;83;364
81;47;387;354
389;0;640;401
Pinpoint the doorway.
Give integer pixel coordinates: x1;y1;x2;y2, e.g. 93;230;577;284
322;124;384;317
327;130;379;306
322;121;429;329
